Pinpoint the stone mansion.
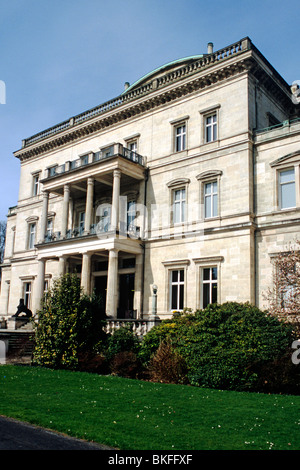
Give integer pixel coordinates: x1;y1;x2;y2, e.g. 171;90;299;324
0;37;299;328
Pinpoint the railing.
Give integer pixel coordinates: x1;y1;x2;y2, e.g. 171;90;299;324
255;117;300;135
44;143;145;179
105;318;161;338
23;38;250;149
41;223;140;244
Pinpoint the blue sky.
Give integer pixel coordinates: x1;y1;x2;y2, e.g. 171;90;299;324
0;0;299;220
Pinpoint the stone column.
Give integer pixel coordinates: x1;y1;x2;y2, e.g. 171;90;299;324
61;184;70;238
111;170;121;232
58;256;66;276
84;177;94;235
34;259;46;313
106;248;119;317
39;190;49;242
81;253;92;294
133;254;143;318
3;280;10;315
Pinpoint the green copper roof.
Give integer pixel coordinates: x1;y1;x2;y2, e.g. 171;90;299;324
122;54;205;94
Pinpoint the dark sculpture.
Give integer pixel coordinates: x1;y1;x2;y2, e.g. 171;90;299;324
13;299;32;318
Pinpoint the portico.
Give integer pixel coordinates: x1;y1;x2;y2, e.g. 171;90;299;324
33;143;146;318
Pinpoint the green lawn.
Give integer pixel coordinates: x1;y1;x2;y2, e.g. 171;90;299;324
0;364;299;450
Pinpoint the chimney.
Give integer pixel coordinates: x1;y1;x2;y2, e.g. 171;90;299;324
207;42;214;54
124;82;130;91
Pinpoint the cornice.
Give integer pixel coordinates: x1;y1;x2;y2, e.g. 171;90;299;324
14;38;292;162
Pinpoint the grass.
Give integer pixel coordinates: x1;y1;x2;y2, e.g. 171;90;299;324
0;364;299;450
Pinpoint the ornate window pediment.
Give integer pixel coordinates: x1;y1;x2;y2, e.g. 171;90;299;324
167;178;190;188
270;151;300;168
196;170;222;180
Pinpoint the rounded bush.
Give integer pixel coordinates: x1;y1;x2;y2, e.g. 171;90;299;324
140;302;296;391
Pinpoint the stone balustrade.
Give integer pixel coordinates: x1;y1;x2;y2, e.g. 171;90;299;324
105;317;161;338
22;38;251;149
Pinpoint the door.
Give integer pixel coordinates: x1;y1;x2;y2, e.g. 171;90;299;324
118;273;135;319
94;276;107;311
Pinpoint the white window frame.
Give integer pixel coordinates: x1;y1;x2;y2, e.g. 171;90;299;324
170;269;185;311
175;124;186;152
124;133;140;153
162;259;190;312
32;172;40;196
167;178;190;226
279;168;296;210
28;223;36;249
204;180;218;218
205;114;217;143
199;104;220;145
127;199;136;230
170;116;189;154
193;256;223;309
202;266;218;308
196;170;222;220
173;188;186;224
47;219;53;238
23;282;32;309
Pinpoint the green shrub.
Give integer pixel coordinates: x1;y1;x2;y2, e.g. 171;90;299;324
106;325;140;362
140;302;296;391
32;274;107;370
110;351;142;378
148;340;188;384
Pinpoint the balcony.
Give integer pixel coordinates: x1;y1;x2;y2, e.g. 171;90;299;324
44;143;145;180
41;223;141;245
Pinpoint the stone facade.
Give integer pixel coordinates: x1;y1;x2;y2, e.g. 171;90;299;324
0;37;299;323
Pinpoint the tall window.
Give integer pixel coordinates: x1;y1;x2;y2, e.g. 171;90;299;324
97;205;111;232
205;114;217;142
204;181;218;218
127;200;136;229
279;168;295;209
24;282;31;308
47;219;53;238
170;269;184;310
28;223;36;249
128;140;137;153
33;174;40;196
202;267;218;308
79;212;85;233
175;124;186;152
173;188;186;223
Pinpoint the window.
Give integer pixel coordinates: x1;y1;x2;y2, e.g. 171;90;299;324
127;200;136;230
97;205;111;232
32;173;40;196
128;140;137;153
170;269;184;311
279;168;295;209
79;212;85;234
48;165;58;177
204;181;218;218
205;114;217;142
47;219;53;238
24;282;31;308
80;154;89;166
173;188;186;224
202;267;218;308
175;124;186;152
28;223;36;249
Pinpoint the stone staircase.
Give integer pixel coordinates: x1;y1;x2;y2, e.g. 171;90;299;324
0;331;35;364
